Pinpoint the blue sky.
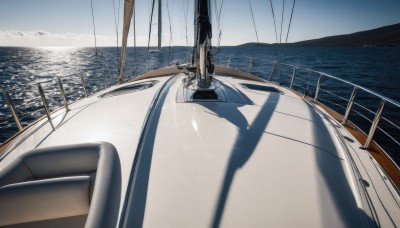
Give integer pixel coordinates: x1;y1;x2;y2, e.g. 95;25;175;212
0;0;399;46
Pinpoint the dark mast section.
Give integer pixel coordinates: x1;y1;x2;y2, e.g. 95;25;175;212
193;0;214;90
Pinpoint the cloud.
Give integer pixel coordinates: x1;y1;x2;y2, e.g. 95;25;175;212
0;30;131;47
0;30;175;47
16;31;24;37
35;31;50;36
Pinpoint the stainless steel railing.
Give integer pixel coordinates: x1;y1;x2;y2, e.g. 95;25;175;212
0;73;91;138
225;55;400;166
1;53;399;168
4;92;23;131
0;49;193;144
280;62;399;146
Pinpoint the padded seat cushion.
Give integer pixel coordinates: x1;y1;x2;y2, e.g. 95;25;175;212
0;176;90;226
0;142;121;228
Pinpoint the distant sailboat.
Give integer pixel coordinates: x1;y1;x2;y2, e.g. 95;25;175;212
149;0;162;53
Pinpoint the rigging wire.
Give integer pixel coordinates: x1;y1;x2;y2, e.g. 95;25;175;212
280;0;296;71
279;0;296;83
166;0;174;65
279;0;286;44
267;0;283;84
268;0;279;44
145;0;152;70
268;0;296;84
117;0;121;28
213;0;225;63
216;0;226;48
218;0;228;63
248;0;260;50
183;0;190;47
90;0;98;55
284;0;296;44
146;0;157;70
181;0;190;62
117;0;121;77
213;0;220;62
112;0;120;74
277;0;286;84
131;0;137;77
186;1;190;46
112;0;119;50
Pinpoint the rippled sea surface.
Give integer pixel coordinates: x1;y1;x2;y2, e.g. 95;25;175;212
0;46;399;164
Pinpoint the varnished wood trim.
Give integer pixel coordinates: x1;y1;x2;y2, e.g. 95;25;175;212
129;67;184;82
0;137;16;154
214;66;269;83
129;65;268;83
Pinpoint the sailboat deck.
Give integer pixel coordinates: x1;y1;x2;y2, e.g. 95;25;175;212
0;72;399;227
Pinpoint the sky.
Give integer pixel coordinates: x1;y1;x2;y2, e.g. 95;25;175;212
0;0;399;47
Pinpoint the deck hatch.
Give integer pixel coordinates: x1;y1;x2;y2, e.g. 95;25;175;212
100;80;159;98
192;91;219;100
241;83;282;94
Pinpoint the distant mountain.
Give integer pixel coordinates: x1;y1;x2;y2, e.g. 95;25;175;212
237;42;273;47
238;23;400;47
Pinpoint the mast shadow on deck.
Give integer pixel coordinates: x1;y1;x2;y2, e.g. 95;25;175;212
209;95;378;227
209;93;279;228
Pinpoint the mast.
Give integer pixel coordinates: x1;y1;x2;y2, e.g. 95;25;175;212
157;0;162;50
193;0;214;89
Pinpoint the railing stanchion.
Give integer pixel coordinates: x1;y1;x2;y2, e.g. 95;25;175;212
57;78;69;111
227;53;231;68
278;62;281;85
37;83;55;130
314;74;323;101
342;87;358;125
303;83;310;98
269;64;275;82
248;57;253;74
80;74;88;98
289;67;297;89
364;99;386;149
5;92;23;131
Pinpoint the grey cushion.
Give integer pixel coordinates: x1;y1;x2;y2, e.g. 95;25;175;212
5;215;87;228
0;142;121;228
0;176;90;226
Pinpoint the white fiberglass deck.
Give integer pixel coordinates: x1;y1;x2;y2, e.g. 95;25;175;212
0;70;399;227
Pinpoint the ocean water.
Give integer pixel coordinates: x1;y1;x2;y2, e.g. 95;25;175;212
0;46;399;164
